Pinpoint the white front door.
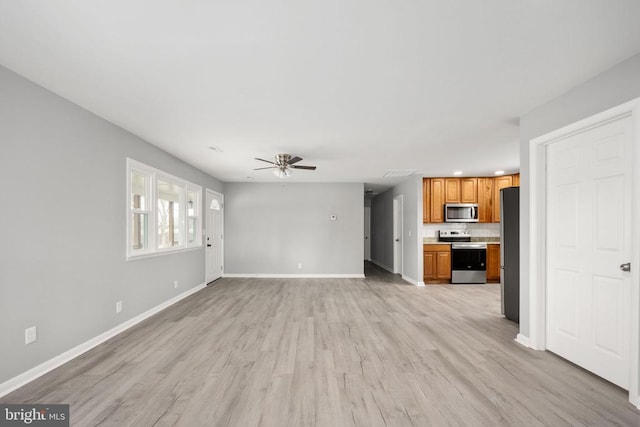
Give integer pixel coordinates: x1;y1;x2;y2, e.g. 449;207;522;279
546;115;632;389
393;195;403;274
206;190;224;284
364;206;371;261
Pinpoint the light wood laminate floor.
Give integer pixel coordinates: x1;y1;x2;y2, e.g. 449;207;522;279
3;263;639;426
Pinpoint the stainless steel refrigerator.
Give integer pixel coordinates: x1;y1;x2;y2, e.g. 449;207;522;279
500;187;519;323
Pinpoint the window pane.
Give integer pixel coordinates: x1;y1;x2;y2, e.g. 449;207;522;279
157;179;183;249
131;171;147;210
188;217;197;244
187;190;197;217
131;213;148;250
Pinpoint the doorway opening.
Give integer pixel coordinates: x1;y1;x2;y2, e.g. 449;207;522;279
393;195;403;275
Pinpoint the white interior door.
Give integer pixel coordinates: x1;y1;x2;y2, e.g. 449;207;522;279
393;195;403;274
546;115;632;389
364;206;371;261
206;190;223;284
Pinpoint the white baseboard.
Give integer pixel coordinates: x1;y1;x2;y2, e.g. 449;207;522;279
515;333;533;349
223;273;365;278
369;259;393;273
0;282;207;398
402;275;425;287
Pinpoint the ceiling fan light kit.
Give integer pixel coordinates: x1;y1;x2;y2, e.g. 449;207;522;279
273;168;291;178
254;154;317;179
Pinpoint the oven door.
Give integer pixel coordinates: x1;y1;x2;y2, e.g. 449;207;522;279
451;244;487;284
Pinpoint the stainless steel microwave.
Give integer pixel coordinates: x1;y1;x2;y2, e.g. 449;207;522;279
445;203;479;222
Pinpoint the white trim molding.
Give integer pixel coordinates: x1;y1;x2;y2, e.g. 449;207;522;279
0;282;207;398
370;259;394;273
528;97;640;409
515;334;533;349
402;275;425;287
223;273;365;279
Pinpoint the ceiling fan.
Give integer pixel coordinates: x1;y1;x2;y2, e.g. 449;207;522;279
254;154;317;178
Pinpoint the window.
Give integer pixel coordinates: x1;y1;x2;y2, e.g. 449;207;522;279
187;188;200;245
127;159;202;259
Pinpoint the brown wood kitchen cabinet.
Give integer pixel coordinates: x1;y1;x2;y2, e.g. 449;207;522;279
430;178;445;223
424;244;451;283
477;178;493;223
423;178;430;223
423;174;519;223
492;175;513;223
460;178;478;203
445;178;461;203
486;244;501;283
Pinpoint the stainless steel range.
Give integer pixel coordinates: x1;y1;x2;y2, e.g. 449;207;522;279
439;230;487;284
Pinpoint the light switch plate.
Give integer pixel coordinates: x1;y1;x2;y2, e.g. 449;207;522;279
25;326;37;345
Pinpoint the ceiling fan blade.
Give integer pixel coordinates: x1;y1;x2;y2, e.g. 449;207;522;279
291;165;317;170
255;157;277;165
253;166;277;170
288;156;302;165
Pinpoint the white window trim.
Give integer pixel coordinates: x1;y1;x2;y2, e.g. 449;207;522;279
126;158;203;260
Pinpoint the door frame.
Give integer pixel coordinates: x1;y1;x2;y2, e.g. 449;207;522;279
393;195;404;275
528;98;640;408
364;206;371;261
205;189;224;282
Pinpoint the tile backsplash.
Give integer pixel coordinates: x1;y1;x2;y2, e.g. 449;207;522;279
422;222;500;238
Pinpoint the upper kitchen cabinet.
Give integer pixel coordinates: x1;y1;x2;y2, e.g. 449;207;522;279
423;178;430;223
492;175;513;223
444;178;461;203
460;178;478;203
430;178;445;222
477;178;493;223
423;174;518;224
443;178;478;204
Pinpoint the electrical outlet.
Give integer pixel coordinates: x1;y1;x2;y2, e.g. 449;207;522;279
116;301;122;313
330;215;337;221
298;263;302;269
174;280;178;289
25;326;37;345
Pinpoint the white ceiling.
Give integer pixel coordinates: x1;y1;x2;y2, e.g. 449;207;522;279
1;1;640;191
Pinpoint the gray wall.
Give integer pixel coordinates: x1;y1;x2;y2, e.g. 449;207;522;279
224;183;364;275
519;53;640;337
370;175;422;283
0;65;224;385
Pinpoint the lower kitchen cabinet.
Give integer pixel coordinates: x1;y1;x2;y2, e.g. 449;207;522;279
487;244;501;283
424;244;451;284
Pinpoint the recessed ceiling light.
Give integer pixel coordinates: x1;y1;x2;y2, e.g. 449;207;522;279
494;170;505;175
208;146;223;153
453;171;463;176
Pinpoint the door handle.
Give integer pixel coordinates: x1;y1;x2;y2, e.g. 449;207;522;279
395;239;400;242
207;244;212;247
620;263;631;272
